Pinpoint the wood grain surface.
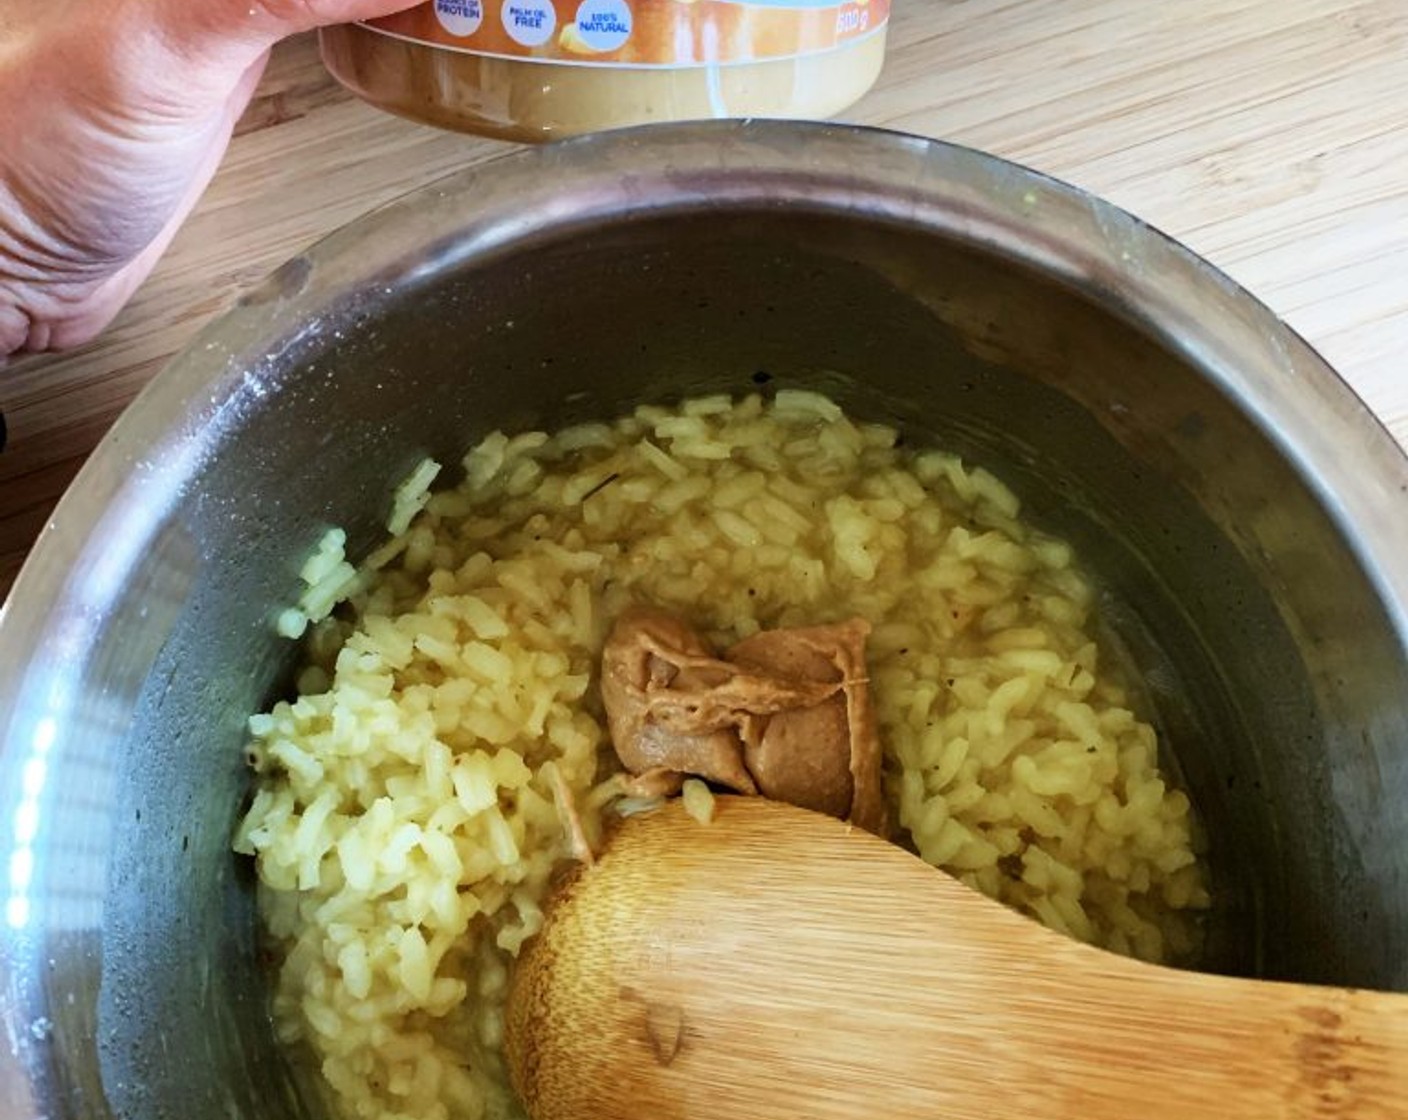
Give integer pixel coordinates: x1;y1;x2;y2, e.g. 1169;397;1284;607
2;0;1405;594
506;797;1408;1120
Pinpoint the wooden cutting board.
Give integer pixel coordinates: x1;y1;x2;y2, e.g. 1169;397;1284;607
1;0;1405;595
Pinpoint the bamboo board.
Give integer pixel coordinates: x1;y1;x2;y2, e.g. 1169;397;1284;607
2;0;1404;592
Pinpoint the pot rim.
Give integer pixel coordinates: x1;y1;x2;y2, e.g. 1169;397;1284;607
5;119;1406;658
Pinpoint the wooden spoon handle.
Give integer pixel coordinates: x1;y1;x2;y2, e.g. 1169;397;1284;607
506;797;1408;1120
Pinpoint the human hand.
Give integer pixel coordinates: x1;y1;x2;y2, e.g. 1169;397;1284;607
0;0;423;364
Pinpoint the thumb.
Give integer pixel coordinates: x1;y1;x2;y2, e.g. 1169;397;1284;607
159;0;425;61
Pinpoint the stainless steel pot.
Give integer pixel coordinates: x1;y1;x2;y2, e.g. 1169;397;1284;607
2;121;1406;1120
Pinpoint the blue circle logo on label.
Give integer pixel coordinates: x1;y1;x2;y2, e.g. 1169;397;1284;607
434;0;484;37
501;0;557;48
574;0;633;52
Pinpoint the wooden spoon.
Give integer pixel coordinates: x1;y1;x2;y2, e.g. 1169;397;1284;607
505;796;1408;1120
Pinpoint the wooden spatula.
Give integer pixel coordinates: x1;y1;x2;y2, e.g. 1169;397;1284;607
505;796;1408;1120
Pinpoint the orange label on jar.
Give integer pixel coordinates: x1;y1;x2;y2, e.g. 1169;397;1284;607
361;0;889;67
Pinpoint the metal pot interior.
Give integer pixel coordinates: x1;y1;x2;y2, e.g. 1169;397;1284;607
2;123;1406;1120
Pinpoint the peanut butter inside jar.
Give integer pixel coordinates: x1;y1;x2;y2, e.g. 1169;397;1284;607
321;0;890;142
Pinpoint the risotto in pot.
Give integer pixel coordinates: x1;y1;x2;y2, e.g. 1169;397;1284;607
234;390;1210;1120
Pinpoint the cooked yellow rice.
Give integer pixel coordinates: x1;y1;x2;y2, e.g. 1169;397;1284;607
234;391;1209;1120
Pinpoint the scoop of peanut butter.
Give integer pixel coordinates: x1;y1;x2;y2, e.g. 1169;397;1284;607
600;608;886;835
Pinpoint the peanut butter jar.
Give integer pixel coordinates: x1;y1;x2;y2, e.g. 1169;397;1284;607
321;0;890;141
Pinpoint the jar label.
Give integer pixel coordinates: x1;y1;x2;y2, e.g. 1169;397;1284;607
359;0;890;67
